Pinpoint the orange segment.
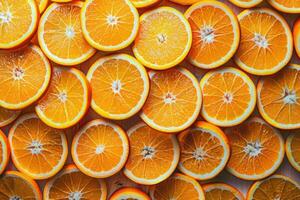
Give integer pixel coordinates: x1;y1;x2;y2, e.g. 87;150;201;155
185;1;240;69
141;67;201;133
286;133;300;172
0;130;9;175
234;8;293;75
133;7;192;70
203;183;244;200
0;45;51;110
200;67;256;127
178;121;230;180
81;0;139;51
44;164;107;200
257;64;300;129
87;54;149;120
110;187;150;200
0;107;20;127
124;123;180;185
36;0;48;13
267;0;300;13
229;0;263;8
294;18;300;58
225;117;285;180
130;0;161;8
35;67;90;129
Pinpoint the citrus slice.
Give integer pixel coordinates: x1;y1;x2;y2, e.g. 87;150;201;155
234;8;293;75
130;0;161;8
0;0;39;49
203;183;244;200
133;7;192;70
286;134;300;172
294;18;300;58
267;0;300;13
247;175;300;200
225;117;285;180
169;0;201;5
87;54;149;120
200;67;256;127
0;107;20;127
36;0;48;13
184;1;240;69
0;130;9;175
177;121;230;180
150;173;205;200
35;67;90;129
141;67;201;133
110;188;150;200
81;0;139;51
257;64;300;130
0;44;51;110
229;0;263;8
44;164;107;200
124;122;180;185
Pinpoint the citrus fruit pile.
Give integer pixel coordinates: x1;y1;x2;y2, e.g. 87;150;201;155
0;0;300;199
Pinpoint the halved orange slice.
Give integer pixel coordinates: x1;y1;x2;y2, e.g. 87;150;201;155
110;187;150;200
36;0;49;13
36;67;90;129
257;64;300;130
133;7;192;70
44;164;107;200
0;107;20;127
225;117;285;180
131;0;161;8
286;133;300;172
141;67;201;133
203;183;244;200
0;130;9;175
178;121;230;180
200;67;256;127
229;0;263;8
184;1;240;69
124;122;180;185
234;8;293;75
87;54;149;120
267;0;300;13
294;18;300;58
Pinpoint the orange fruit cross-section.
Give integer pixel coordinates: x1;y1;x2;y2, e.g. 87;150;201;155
203;183;245;200
0;130;9;175
130;0;161;8
110;187;150;200
286;133;300;172
229;0;263;8
267;0;300;13
294;18;300;58
0;107;20;127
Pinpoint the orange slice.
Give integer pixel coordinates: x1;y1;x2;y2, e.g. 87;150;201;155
110;187;150;200
177;121;230;180
141;67;201;133
200;67;256;127
8;113;68;180
294;18;300;58
0;45;51;110
36;0;49;13
184;1;240;69
133;7;192;70
87;54;149;120
203;183;244;200
234;8;293;75
257;64;300;130
124;122;180;185
225;117;285;180
36;67;90;129
286;133;300;172
247;175;300;200
150;173;205;200
81;0;139;51
0;130;9;175
130;0;161;8
267;0;300;13
0;107;20;127
0;0;39;49
44;164;107;200
169;0;201;5
229;0;263;8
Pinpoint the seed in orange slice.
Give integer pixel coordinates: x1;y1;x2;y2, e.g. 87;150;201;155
257;64;300;130
35;67;90;129
294;18;300;58
0;107;20;127
141;67;201;133
229;0;263;8
169;0;201;5
124;122;180;185
44;164;107;200
0;0;39;49
234;8;293;75
81;0;139;51
110;187;150;200
178;121;230;180
133;7;192;70
184;1;240;69
203;183;244;200
36;0;49;13
225;117;285;180
87;54;149;120
0;44;51;110
200;67;256;127
286;133;300;172
267;0;300;13
0;130;9;175
130;0;161;8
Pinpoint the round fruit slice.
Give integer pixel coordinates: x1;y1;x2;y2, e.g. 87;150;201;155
8;113;68;180
257;64;300;130
0;44;51;110
203;183;244;200
0;171;42;200
0;130;9;175
225;117;285;180
110;187;150;200
44;164;107;200
229;0;263;8
36;0;48;13
141;67;201;133
133;7;192;70
234;8;293;75
200;67;256;127
286;134;300;172
87;54;149;120
81;0;139;51
130;0;161;8
184;1;240;69
150;173;205;200
267;0;300;13
247;175;300;200
178;121;230;180
124;122;180;185
0;107;20;127
0;0;39;49
35;67;90;129
294;18;300;58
